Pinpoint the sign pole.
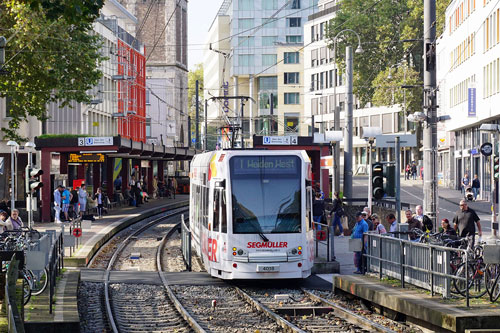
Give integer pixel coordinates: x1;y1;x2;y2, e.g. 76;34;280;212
395;136;401;225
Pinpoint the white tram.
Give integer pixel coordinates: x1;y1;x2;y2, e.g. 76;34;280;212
190;150;315;279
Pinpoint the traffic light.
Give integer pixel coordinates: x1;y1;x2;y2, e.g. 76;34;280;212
26;166;43;194
494;155;500;181
372;162;384;200
384;164;396;197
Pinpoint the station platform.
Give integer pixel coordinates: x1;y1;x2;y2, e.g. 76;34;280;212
23;195;189;332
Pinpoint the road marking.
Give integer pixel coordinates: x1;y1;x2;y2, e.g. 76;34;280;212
400;187;423;201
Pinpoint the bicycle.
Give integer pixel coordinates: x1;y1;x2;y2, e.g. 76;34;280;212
453;237;488;298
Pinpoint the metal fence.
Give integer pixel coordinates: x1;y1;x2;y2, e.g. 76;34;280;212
181;214;192;271
5;254;24;333
364;232;470;305
46;228;64;314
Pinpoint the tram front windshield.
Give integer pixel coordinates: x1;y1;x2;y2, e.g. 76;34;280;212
230;155;301;234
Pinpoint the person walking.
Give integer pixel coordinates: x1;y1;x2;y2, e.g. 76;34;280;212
415;205;433;232
405;164;411;180
0;210;9;233
440;218;457;237
472;174;480;201
78;184;88;217
53;185;63;223
411;163;417;180
312;192;325;228
94;187;104;219
405;209;422;241
70;187;79;218
172;177;178;199
6;209;24;231
461;173;470;194
352;212;369;274
328;191;344;236
453;200;482;242
372;214;387;234
386;213;398;234
61;186;71;221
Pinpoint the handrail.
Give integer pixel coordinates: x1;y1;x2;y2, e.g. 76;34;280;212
181;214;192;271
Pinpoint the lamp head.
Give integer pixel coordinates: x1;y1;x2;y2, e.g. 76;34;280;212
25;142;36;149
355;44;364;54
6;141;18;147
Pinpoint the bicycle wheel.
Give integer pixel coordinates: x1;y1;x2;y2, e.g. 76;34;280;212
23;275;32;305
454;262;488;298
491;271;500;302
485;264;500;299
30;268;49;296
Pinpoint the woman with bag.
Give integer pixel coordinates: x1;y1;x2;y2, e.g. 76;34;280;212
94;187;104;219
328;192;344;236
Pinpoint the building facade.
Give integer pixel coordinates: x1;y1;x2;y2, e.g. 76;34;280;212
204;0;317;146
437;0;500;198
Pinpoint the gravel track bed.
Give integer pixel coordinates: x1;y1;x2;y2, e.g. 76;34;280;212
78;281;110;333
241;288;375;332
110;283;193;333
308;290;422;333
113;221;175;271
161;230;205;273
171;285;282;332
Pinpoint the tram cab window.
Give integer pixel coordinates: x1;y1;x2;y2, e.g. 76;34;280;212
306;187;312;231
221;190;227;233
213;190;220;231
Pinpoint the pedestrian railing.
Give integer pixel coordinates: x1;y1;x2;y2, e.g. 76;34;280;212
312;221;333;262
47;228;64;314
181;214;192;271
364;233;471;306
5;254;24;333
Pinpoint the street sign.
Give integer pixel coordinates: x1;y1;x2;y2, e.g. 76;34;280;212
320;156;333;170
191;138;196;143
375;134;417;148
481;142;493;156
73;228;82;238
263;136;290;145
78;137;113;147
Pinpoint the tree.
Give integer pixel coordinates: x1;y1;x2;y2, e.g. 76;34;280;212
0;0;106;141
326;0;447;109
187;63;204;142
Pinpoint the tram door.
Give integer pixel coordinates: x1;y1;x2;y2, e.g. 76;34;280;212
210;188;224;272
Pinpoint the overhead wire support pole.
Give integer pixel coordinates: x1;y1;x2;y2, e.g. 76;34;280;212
205;99;208;150
423;0;438;230
196;80;200;149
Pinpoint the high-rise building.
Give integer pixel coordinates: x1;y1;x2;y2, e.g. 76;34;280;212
204;0;317;147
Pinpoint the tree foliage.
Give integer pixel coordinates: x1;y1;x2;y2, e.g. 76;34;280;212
326;0;447;111
0;0;106;141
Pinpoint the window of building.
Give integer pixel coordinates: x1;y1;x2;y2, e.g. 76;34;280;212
239;18;253;29
5;96;13;118
146;118;151;137
239;54;254;67
263;0;278;10
262;36;277;46
239;36;255;47
286;35;302;44
284;92;300;104
311;25;315;42
310;74;316;91
319;22;325;40
284;51;299;64
287;18;301;28
284;113;299;133
311;49;318;67
291;0;300;9
382;113;392;133
259;91;278;110
262;18;276;28
320;47;327;64
262;54;277;66
284;72;299;84
259;76;277;90
146;90;150;105
238;0;253;10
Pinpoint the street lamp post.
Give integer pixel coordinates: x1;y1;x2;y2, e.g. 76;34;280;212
25;142;36;228
332;29;363;202
6;140;18;212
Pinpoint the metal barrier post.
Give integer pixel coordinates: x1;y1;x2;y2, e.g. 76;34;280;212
400;240;405;288
315;224;318;258
430;246;434;296
465;252;469;308
188;224;192;272
379;236;383;279
326;228;330;262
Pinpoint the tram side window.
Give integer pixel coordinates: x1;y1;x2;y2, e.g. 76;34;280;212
221;190;227;233
306;187;312;231
196;184;200;227
213;190;219;231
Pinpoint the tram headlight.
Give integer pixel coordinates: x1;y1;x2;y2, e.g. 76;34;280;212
237;249;243;255
291;248;297;255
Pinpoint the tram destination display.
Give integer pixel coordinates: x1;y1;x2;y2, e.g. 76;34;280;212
68;153;105;163
231;156;299;175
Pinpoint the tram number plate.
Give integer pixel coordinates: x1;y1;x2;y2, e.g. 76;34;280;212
257;265;280;272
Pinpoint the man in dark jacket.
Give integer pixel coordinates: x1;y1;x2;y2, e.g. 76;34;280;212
312;192;325;229
453;200;482;242
328;191;344;236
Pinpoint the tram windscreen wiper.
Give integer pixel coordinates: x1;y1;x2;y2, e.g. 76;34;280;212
258;232;269;242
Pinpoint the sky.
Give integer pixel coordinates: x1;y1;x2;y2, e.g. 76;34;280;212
188;0;223;71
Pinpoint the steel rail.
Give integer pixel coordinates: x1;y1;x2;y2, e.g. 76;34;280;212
104;207;188;333
156;218;207;333
301;288;397;333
